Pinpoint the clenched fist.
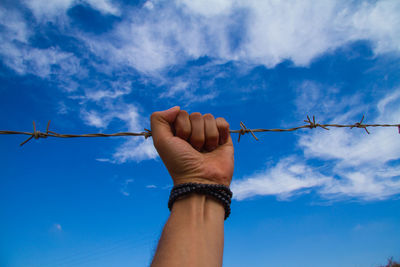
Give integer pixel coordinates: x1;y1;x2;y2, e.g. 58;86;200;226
151;106;234;186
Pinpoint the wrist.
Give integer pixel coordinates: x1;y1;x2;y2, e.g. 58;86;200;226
172;193;225;222
168;183;233;220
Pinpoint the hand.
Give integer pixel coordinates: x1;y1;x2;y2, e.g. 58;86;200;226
151;106;234;186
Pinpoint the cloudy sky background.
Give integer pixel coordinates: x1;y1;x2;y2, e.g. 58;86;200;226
1;0;400;266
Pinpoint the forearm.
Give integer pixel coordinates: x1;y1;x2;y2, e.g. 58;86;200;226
151;194;225;267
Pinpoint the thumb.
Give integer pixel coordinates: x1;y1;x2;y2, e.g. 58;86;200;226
151;106;180;143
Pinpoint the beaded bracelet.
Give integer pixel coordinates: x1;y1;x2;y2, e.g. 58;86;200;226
168;183;233;220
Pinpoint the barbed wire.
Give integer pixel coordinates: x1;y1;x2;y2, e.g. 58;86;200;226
0;115;399;146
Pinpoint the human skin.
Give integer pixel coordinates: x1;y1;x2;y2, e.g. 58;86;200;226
150;106;234;267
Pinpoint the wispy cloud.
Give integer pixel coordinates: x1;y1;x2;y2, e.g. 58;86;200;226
232;87;400;201
50;223;63;232
231;156;331;201
0;6;84;93
25;0;119;21
79;0;400;75
83;81;132;102
24;0;75;21
298;89;400;200
112;138;158;163
0;9;82;79
80;101;158;163
120;178;134;196
294;81;363;122
81;109;108;128
2;1;400;81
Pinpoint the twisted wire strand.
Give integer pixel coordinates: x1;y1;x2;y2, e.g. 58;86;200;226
0;115;399;146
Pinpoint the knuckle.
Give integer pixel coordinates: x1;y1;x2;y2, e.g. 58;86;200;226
150;112;160;121
190;112;202;119
179;110;189;117
216;117;229;128
203;113;215;120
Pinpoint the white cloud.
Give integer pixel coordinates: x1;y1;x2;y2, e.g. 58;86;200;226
96;158;111;162
81;110;108;128
239;0;400;67
0;7;29;43
377;90;400;115
294;81;362;121
50;223;63;232
156;62;227;103
319;167;400;200
159;78;218;104
231;157;331;200
2;0;399;94
113;105;141;133
176;0;233;17
298;89;400;200
146;184;157;189
78;0;400;75
55;223;62;231
57;101;71;115
349;1;400;54
25;0;119;20
112;138;158;163
2;0;400;79
233;87;400;201
0;7;83;82
85;0;120;16
80;102;158;163
120;178;134;196
82;20;184;74
6;47;81;78
299;123;400;168
81;103;141;131
84;81;132;102
24;0;75;20
143;1;154;10
159;81;189;98
298;88;400;168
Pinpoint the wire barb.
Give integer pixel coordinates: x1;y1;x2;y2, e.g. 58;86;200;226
350;115;370;134
20;121;51;146
237;121;259;142
144;128;152;139
304;115;329;130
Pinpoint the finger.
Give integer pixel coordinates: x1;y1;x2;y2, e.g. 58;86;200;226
189;112;205;151
174;110;191;140
151;106;180;147
216;117;230;145
203;113;219;151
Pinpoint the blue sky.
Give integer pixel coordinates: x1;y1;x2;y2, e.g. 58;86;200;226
1;0;400;266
